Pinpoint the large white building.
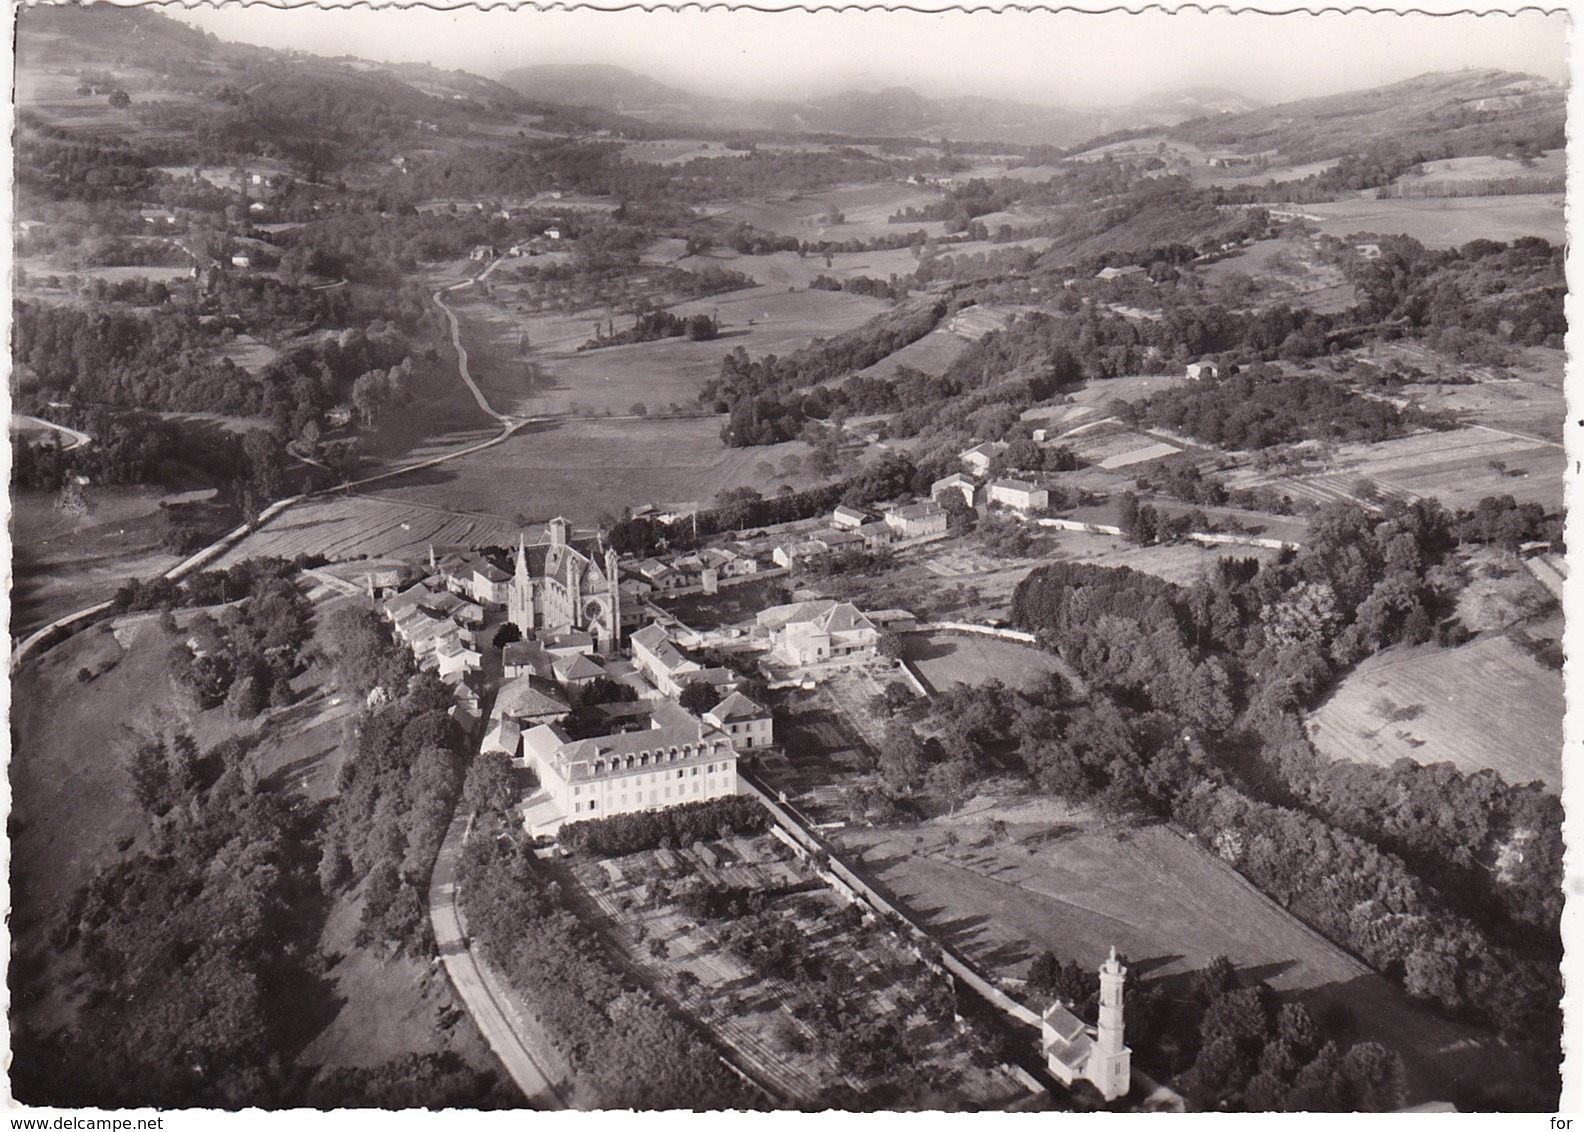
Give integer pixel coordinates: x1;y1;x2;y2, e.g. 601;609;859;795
519;700;739;834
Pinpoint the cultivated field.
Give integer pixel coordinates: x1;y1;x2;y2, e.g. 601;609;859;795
553;835;1028;1109
1224;426;1562;513
901;631;1070;695
1195;236;1357;314
1040;528;1282;587
838;799;1536;1104
1301;195;1565;247
702;180;950;243
213;494;523;568
362;415;833;526
1408;149;1565;185
457;283;889;419
1307;632;1562;792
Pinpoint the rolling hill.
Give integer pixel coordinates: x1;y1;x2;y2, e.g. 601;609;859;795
1166;68;1565;161
499;62;1259;146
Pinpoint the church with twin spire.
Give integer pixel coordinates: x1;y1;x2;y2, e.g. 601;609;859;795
507;517;623;654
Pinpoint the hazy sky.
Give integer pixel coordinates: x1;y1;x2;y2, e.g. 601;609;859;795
171;3;1568;106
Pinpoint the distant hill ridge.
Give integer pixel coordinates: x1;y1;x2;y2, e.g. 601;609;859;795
498;62;1261;147
1165;68;1565;162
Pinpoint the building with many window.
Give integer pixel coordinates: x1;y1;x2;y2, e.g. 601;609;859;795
519;700;739;834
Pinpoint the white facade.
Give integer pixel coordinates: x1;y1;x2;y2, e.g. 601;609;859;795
988;478;1049;512
522;701;738;831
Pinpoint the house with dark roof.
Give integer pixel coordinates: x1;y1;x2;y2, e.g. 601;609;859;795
704;691;773;749
495;674;571;728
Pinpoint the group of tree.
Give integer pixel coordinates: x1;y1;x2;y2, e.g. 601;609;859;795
702;298;951;447
558;794;768;857
168;572;314;718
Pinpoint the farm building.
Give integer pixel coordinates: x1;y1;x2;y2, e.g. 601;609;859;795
988;478;1049;512
810;528;864;552
1095;265;1146;281
856;520;895;551
959;442;1007;478
518;699;739;835
1185;360;1219;381
832;505;869;530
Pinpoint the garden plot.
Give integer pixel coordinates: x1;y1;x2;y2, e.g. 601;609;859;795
559;835;1027;1109
1307;633;1562;792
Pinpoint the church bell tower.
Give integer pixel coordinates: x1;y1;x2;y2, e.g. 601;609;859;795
1090;947;1131;1102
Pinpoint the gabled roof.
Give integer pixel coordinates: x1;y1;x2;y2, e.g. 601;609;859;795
553;653;605;681
960;441;1006;460
503;641;554;675
991;477;1041;493
474;561;512;584
932;472;976;490
707;691;767;722
496;675;570;720
833;505;868;520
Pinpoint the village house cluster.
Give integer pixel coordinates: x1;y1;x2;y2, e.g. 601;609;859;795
371;514;919;836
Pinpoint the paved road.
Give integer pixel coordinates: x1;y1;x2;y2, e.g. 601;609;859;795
13;413;91;451
429;811;573;1107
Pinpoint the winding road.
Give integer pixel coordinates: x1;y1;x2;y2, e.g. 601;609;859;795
10;270;528;671
429;811;573;1107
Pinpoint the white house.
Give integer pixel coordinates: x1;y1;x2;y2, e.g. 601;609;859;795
757;600;879;668
959;442;1007;478
772;541;830;570
471;561;513;608
832;505;869;530
630;624;702;697
931;472;978;508
885;501;948;540
988;478;1049;512
704;691;773;750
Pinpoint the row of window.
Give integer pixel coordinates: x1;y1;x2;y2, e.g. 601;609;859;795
571;777;721;813
590;745;721;774
574;764;724;796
